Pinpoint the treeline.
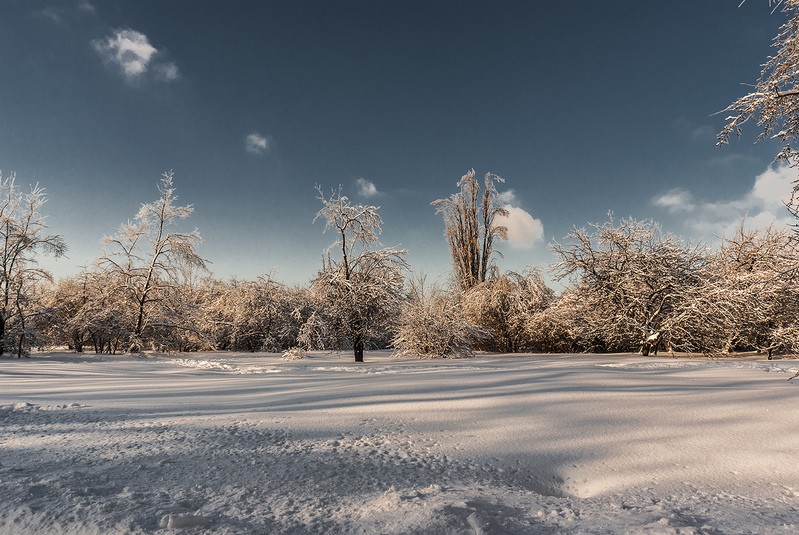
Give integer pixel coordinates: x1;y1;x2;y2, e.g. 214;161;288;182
3;170;799;360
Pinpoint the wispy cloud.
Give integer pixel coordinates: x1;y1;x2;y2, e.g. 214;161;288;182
706;152;759;169
32;3;95;25
652;188;695;214
92;28;178;83
689;125;715;143
78;1;96;14
673;117;716;144
355;178;380;198
32;6;63;23
154;62;179;82
495;189;545;250
497;190;518;205
652;163;796;241
245;133;270;154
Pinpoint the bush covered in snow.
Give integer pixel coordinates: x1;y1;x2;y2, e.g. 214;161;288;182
461;269;555;353
393;278;483;358
281;347;308;361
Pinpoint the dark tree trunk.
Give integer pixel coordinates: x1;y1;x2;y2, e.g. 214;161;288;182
16;312;25;358
354;340;364;362
73;332;83;353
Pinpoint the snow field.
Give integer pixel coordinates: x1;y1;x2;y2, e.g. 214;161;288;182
0;351;798;534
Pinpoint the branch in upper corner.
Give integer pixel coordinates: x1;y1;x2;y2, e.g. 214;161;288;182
775;86;799;97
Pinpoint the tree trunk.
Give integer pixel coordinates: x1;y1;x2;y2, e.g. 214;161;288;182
73;332;83;353
16;310;25;358
17;331;24;358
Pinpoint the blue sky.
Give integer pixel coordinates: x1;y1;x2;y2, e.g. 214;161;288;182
0;1;793;284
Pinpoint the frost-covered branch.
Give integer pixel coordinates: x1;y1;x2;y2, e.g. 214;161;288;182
719;0;799;163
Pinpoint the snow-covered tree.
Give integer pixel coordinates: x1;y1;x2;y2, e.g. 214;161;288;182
43;270;132;354
718;2;799;242
432;170;508;292
153;274;211;352
98;172;206;352
525;288;587;353
551;216;709;355
713;3;799;357
719;0;799;162
229;277;284;351
712;225;799;356
461;269;554;352
201;275;299;352
307;186;407;362
0;173;66;357
40;273;92;352
393;275;484;358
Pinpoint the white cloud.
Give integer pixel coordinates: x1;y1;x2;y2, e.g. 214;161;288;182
497;206;545;250
497;189;518;206
652;188;695;214
751;164;793;208
495;191;545;250
356;178;379;198
92;28;178;83
652;163;796;241
93;29;157;78
245;133;269;154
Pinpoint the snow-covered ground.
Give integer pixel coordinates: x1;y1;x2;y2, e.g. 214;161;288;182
1;351;798;534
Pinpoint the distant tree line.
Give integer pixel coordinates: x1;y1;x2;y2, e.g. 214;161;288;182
2;167;798;362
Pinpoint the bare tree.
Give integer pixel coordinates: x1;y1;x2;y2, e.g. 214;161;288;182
0;173;66;357
308;186;407;362
99;171;206;352
432;170;508;291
